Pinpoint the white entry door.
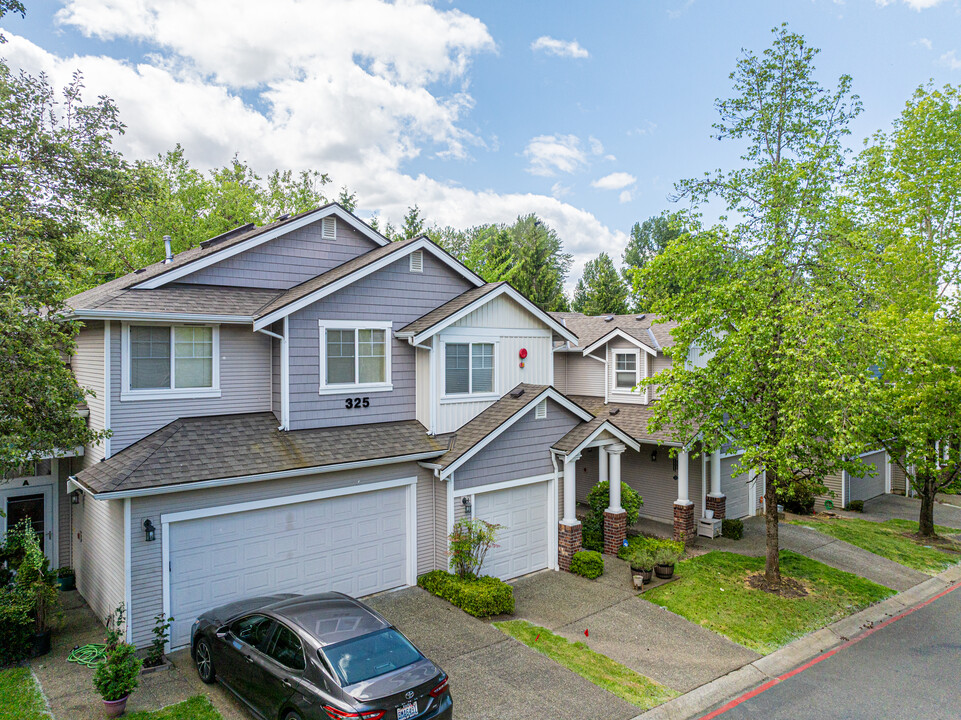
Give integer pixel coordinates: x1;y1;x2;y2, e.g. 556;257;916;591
473;481;550;581
166;485;410;648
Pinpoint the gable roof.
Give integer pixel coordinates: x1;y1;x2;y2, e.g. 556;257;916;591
551;312;676;352
66;284;283;321
429;384;593;479
397;282;579;345
566;395;686;446
252;235;484;330
551;416;640;457
71;413;450;498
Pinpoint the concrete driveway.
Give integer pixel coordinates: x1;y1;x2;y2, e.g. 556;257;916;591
364;586;638;720
858;493;961;530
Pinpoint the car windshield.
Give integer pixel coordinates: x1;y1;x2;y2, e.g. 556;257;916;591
321;628;422;686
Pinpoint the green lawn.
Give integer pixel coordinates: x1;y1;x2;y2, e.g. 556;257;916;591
126;696;222;720
792;517;961;575
0;667;50;720
493;620;678;710
643;551;894;654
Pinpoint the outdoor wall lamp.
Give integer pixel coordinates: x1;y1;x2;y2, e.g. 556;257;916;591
70;491;81;505
461;495;472;517
650;449;658;463
143;519;156;542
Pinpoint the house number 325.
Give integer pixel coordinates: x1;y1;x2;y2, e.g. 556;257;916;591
345;397;370;409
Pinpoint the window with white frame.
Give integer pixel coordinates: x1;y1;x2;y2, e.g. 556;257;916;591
444;342;495;396
613;350;640;392
123;324;219;399
319;321;392;393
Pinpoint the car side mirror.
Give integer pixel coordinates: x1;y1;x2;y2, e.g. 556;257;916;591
216;625;229;638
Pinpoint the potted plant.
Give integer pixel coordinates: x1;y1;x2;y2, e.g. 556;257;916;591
56;566;76;591
94;641;142;717
653;547;680;580
629;550;654;584
14;529;61;657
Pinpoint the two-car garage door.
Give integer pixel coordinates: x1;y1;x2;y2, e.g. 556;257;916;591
166;485;410;648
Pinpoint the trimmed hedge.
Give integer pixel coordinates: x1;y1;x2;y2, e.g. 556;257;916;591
721;518;744;540
569;550;604;579
418;570;514;617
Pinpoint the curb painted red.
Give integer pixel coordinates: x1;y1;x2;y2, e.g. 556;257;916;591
699;579;961;720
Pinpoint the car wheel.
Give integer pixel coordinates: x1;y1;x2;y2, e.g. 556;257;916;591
282;712;302;720
195;638;216;684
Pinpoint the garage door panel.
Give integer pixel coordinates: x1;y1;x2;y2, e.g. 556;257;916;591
472;482;550;582
848;451;887;502
168;485;410;648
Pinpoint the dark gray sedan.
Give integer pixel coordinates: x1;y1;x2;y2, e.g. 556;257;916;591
190;592;452;720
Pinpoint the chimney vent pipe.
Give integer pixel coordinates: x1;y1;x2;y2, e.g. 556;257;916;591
163;235;173;264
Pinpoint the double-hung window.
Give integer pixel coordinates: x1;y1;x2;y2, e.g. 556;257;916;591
319;321;392;393
613;350;640;393
123;324;220;400
444;341;495;397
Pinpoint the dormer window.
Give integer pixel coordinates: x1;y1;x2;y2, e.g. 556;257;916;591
122;324;220;401
318;320;393;394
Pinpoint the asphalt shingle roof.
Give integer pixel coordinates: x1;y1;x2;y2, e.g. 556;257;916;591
67;284;284;317
566;395;683;446
551;312;676;350
74;413;450;495
399;283;507;337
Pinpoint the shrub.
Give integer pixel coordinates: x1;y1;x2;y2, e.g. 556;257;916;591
449;519;502;579
418;570;514;617
845;500;865;513
776;483;816;515
629;549;655;572
581;513;604;552
56;566;74;578
569;550;604;579
93;641;141;701
721;518;744;540
14;533;61;634
144;612;174;668
617;535;684;562
654;547;680;567
0;594;32;665
587;481;642;526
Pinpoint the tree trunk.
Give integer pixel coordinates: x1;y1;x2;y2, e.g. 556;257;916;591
764;470;781;587
918;471;936;538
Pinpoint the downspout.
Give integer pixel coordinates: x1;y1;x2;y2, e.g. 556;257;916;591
256;324;289;431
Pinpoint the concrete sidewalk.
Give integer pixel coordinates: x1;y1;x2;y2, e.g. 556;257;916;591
631;563;961;720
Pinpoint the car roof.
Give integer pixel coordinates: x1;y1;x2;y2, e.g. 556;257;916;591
265;593;391;647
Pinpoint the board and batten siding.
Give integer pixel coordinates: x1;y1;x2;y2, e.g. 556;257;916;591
286;252;472;431
128;462;429;647
553;351;605;397
179;220;378;289
452;399;579;491
73;494;125;626
73;322;107;465
108;323;272;453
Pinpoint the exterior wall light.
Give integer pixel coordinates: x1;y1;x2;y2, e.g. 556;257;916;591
650;449;658;463
461;495;472;517
71;491;81;505
143;518;156;542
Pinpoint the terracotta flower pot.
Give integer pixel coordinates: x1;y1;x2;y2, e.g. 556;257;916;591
102;695;129;718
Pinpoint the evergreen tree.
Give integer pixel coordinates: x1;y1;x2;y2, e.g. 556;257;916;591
572;253;630;315
623;213;686;309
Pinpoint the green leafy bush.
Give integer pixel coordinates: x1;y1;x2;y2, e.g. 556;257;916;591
777;483;816;515
93;641;141;701
721;518;744;540
845;500;865;512
617;535;684;563
569;550;604;579
418;570;514;617
449;519;502;578
587;481;642;525
654;547;680;567
581;514;604;553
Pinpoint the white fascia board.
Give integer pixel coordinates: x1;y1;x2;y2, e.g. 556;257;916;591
85;450;446;500
134;205;389;290
555;421;641;459
582;328;657;357
253;238;484;331
406;284;578;346
439;388;593;480
71;310;253;324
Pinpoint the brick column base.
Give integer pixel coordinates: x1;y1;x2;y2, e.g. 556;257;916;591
603;510;627;555
673;501;695;545
706;494;727;520
558;521;583;571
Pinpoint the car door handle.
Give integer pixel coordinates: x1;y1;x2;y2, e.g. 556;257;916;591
244;655;254;664
282;679;293;689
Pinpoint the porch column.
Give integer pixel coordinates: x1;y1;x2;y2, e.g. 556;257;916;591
559;452;582;571
598;446;609;491
603;443;628;555
706;450;727;520
673;449;695;544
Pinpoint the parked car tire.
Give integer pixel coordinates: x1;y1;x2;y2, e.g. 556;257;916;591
195;638;216;684
283;712;302;720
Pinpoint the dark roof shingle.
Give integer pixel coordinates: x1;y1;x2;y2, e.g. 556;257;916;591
399;283;506;337
68;284;284;317
566;395;684;446
551;312;676;350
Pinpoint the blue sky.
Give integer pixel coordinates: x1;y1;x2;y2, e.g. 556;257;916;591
4;0;960;286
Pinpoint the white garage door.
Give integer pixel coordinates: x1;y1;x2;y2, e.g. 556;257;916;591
847;451;887;503
167;486;409;648
473;482;550;581
721;456;751;519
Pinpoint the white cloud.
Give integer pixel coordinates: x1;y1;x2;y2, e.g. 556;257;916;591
530;36;589;59
939;50;961;70
588;136;604;155
619;190;633;204
523;134;588;176
876;0;947;9
919;37;933;50
551;181;573;199
591;172;637;191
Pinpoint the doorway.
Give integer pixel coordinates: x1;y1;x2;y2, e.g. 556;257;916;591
2;485;54;563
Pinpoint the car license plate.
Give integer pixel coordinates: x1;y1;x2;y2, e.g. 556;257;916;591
396;700;418;720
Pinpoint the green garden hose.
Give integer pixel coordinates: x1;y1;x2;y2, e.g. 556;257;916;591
67;643;106;668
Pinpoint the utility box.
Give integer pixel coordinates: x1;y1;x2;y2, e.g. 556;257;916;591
698;517;722;539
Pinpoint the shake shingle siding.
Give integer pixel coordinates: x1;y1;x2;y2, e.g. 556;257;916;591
74;322;106;465
179;220;377;289
453;399;579;491
109;324;272;453
287;253;471;430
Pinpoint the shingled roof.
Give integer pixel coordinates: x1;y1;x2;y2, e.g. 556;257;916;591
566;395;684;446
73;413;450;496
398;283;507;338
66;284;284;318
551;312;676;351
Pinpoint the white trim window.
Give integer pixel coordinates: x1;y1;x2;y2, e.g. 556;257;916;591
318;320;393;394
122;324;220;401
443;340;496;399
611;349;642;394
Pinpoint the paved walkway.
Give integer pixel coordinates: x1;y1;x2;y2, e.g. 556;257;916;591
506;557;760;694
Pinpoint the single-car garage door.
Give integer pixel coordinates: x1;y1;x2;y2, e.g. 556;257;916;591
847;450;887;503
721;456;751;520
473;482;550;581
167;486;409;648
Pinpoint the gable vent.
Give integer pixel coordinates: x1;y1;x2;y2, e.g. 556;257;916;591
321;217;337;240
535;400;547;419
409;250;424;273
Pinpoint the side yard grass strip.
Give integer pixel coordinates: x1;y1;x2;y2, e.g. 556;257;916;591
125;696;223;720
792;518;960;574
642;550;894;655
493;620;678;711
0;667;50;720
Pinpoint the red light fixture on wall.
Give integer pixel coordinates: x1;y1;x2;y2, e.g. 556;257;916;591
519;347;528;368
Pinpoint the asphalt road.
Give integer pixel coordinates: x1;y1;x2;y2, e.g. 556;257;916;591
708;582;961;720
